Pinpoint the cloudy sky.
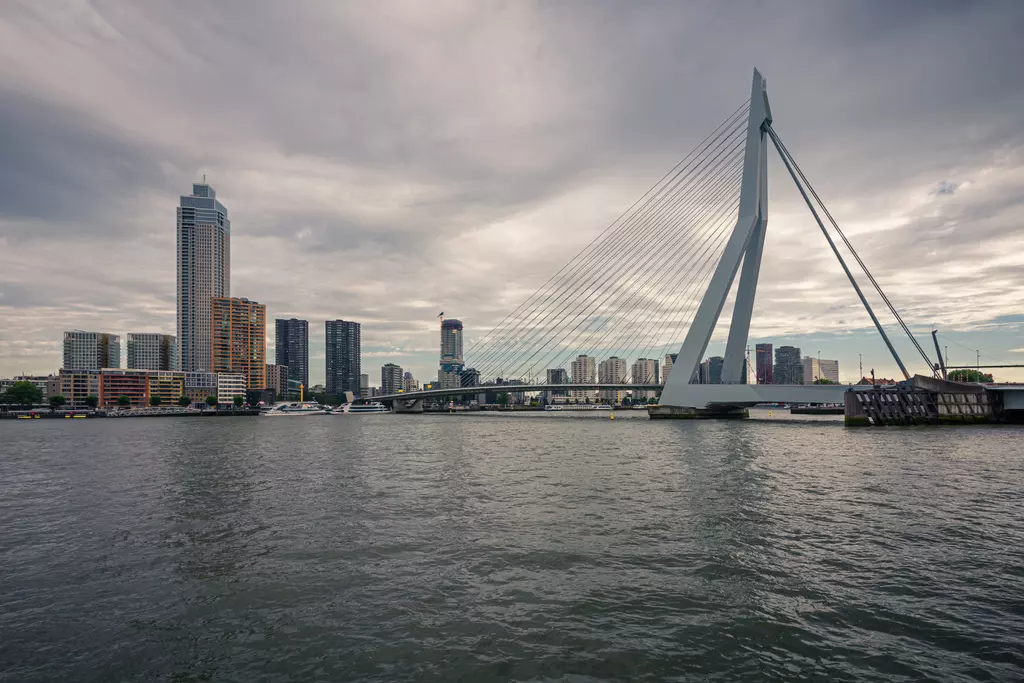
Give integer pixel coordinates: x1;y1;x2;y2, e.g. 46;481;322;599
1;0;1022;385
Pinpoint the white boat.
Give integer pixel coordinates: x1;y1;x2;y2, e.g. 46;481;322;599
262;401;327;416
332;401;390;414
544;404;614;411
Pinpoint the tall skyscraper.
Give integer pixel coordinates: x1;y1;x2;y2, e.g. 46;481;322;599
274;318;309;390
63;331;120;370
439;318;464;389
632;358;659;401
598;356;628;403
755;343;773;384
325;320;361;396
212;297;266;389
662;353;677;384
127;333;176;370
570;354;596;401
177;182;230;371
774;346;803;384
707;356;724;384
381;363;403;395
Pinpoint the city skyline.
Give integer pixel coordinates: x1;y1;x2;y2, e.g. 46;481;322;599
2;3;1023;384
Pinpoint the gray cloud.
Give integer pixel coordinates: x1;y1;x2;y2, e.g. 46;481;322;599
1;0;1023;382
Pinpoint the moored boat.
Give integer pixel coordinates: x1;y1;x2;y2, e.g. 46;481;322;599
262;401;327;416
332;401;390;414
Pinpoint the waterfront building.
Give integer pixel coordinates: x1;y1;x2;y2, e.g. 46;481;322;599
439;318;464;389
217;373;247;404
11;375;61;399
99;369;148;409
544;367;569;402
274;318;308;390
632;358;660;401
63;331;120;370
185;372;219;403
803;356;840;384
212;297;266;389
127;333;176;371
58;369;100;407
708;356;724;385
570;355;596;401
403;371;420;392
177;182;230;372
146;371;186;406
325;320;361;397
381;363;403;395
265;364;290;398
662;353;677;385
755;343;773;384
774;346;803;384
598;356;628;403
820;359;840;384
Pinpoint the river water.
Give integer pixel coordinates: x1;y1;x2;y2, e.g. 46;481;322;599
1;412;1022;682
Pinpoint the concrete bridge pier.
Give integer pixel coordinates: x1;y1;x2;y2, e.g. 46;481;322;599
648;405;749;419
391;397;424;414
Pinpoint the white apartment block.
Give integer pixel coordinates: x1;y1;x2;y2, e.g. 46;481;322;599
598;356;628;403
570;354;596;401
127;333;176;371
63;331;120;370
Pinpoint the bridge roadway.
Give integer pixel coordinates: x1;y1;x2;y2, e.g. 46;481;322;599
375;382;871;407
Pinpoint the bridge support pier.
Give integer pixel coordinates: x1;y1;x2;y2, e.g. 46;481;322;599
392;398;424;414
647;405;749;420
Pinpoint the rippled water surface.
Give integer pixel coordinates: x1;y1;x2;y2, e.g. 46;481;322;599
2;413;1023;681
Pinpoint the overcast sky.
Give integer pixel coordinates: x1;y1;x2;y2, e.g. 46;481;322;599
1;0;1022;384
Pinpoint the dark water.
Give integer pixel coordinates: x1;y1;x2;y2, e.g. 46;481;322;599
1;413;1023;682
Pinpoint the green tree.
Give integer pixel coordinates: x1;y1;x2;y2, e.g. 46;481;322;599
48;394;67;411
117;395;132;408
149;395;163;407
496;392;509;406
84;395;99;408
4;381;43;406
205;395;219;408
949;369;993;383
233;395;244;408
177;395;191;407
812;378;837;385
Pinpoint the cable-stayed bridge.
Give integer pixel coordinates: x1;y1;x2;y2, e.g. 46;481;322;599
379;69;947;414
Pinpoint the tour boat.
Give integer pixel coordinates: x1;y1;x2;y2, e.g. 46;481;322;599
261;401;328;416
332;401;390;414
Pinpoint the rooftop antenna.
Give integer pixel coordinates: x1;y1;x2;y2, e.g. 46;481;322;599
203;173;206;184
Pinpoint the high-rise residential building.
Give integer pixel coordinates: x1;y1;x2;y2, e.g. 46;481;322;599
632;358;660;401
803;356;840;384
381;363;403;395
177;182;230;372
708;356;724;384
439;318;464;389
359;374;369;394
212;297;266;389
774;345;803;384
662;353;677;384
570;354;596;401
274;318;309;390
755;343;773;384
265;364;290;398
545;367;569;402
598;356;628;403
63;331;120;370
127;333;176;371
325;320;361;397
403;371;420;392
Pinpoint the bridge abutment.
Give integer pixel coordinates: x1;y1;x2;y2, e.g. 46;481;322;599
391;398;424;414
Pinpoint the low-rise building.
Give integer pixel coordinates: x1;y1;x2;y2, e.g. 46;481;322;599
59;370;101;407
185;371;219;403
217;373;247;404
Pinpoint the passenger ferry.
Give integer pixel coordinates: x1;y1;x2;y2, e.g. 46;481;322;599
544;404;613;412
262;401;328;416
332;401;390;414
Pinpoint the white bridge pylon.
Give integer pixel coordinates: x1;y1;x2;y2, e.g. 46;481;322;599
660;69;921;409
